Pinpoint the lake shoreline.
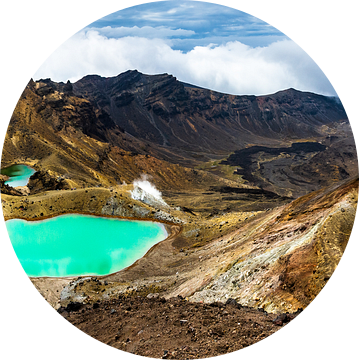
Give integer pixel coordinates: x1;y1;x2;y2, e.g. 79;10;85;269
6;211;180;279
4;177;209;312
3;209;180;227
1;164;36;187
27;222;179;281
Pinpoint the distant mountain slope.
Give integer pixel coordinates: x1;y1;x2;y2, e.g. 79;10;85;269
1;71;356;199
0;78;248;194
73;70;347;162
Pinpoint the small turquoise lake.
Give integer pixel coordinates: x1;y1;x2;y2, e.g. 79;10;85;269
6;214;168;277
1;164;35;187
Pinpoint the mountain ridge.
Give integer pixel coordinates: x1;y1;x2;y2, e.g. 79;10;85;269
2;70;356;198
33;69;348;152
72;70;347;160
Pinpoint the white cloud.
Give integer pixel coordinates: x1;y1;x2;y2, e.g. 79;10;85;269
140;11;172;22
88;25;195;39
33;30;335;96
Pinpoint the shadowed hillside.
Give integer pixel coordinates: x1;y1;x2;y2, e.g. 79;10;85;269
73;70;348;163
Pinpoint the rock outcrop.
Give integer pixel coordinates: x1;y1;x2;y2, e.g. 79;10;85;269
0;175;24;196
28;170;69;194
185;177;358;313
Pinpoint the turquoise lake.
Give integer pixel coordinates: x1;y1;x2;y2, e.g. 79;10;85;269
6;214;168;277
1;164;36;187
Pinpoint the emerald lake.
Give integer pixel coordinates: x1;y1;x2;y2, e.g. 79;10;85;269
1;164;36;187
6;214;168;277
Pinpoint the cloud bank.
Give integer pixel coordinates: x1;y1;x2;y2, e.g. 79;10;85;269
33;29;335;96
88;26;195;39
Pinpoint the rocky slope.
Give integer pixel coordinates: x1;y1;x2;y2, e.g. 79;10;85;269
73;71;347;162
59;295;300;359
0;175;23;196
187;177;357;312
71;71;357;194
1;78;240;194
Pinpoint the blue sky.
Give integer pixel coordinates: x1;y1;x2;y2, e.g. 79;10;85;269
34;1;336;96
87;1;287;51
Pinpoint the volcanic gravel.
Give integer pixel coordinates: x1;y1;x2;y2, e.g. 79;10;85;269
59;295;300;359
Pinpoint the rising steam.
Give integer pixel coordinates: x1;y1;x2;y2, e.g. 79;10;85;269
131;174;168;208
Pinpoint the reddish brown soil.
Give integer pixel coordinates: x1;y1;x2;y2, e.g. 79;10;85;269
59;295;299;359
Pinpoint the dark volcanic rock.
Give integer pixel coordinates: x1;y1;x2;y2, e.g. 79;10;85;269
211;185;290;199
63;80;73;94
272;313;289;326
225;298;241;308
0;178;23;196
222;142;326;171
58;301;83;313
221;142;327;190
28;170;69;194
114;92;135;107
72;71;348;161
